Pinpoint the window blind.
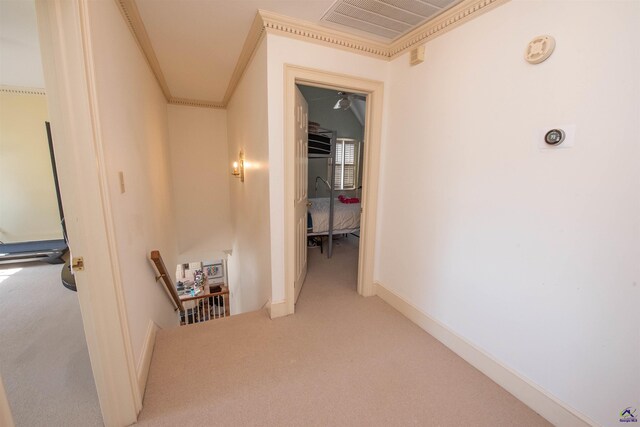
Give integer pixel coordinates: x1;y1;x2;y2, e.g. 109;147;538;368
332;140;358;190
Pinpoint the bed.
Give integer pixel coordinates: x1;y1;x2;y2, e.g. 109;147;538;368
307;127;359;258
307;197;360;237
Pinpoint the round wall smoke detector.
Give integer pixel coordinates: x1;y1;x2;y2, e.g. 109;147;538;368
525;35;555;64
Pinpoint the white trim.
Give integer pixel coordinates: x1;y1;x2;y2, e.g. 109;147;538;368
282;66;384;317
35;1;142;424
222;12;267;106
0;85;46;96
137;321;158;397
111;0;509;109
267;300;289;319
388;0;508;57
0;374;14;427
260;10;389;59
374;282;597;427
77;0;143;414
168;97;225;109
113;0;172;100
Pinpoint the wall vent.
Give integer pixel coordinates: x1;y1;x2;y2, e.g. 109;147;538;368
321;0;463;41
410;45;425;65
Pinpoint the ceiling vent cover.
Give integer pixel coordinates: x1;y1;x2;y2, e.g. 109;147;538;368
321;0;462;41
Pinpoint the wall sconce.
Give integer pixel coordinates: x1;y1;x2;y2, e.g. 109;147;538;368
231;149;245;182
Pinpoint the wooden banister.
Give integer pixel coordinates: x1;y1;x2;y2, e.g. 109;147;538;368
150;250;184;312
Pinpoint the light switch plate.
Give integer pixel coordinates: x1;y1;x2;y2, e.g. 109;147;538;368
118;171;126;193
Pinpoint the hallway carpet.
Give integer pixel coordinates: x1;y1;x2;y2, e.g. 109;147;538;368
0;261;102;427
138;237;550;426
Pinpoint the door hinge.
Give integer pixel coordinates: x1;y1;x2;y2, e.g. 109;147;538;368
71;256;85;272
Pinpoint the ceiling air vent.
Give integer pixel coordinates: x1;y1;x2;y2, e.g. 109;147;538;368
321;0;463;41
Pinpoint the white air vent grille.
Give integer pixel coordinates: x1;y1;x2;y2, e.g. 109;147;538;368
335;3;411;33
381;0;439;18
322;0;462;41
410;45;425;65
344;0;424;25
325;12;401;39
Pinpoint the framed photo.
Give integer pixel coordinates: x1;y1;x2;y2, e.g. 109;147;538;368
203;261;224;280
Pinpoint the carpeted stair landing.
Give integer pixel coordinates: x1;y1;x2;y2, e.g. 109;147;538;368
137;237;549;426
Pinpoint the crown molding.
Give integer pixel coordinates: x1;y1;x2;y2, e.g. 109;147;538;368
168;97;226;109
222;12;268;106
115;0;172;100
113;0;509;110
259;10;389;60
114;0;224;109
0;85;46;96
388;0;509;58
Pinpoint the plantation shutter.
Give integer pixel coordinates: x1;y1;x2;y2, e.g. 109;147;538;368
332;140;358;190
342;142;356;189
334;143;343;188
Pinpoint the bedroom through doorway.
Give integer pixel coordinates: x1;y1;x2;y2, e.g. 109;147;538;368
296;84;366;302
283;65;383;317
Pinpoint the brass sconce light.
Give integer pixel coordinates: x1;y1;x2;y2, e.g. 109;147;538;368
231;150;245;182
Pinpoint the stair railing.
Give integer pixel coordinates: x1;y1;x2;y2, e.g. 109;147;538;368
150;250;184;312
179;286;230;325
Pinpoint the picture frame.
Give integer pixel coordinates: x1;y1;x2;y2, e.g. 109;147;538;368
203;260;224;280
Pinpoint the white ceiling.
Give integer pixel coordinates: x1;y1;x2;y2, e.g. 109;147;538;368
135;0;464;103
0;0;45;88
0;0;463;103
135;0;337;101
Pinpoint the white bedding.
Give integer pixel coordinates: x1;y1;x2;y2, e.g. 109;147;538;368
308;198;361;234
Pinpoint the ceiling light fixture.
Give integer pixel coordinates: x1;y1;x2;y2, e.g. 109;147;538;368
333;92;351;110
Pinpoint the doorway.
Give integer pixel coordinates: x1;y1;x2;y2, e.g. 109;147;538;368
0;2;102;423
0;104;101;426
31;1;144;425
295;85;366;304
282;66;384;316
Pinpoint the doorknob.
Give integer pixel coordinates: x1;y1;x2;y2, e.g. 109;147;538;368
307;201;312;207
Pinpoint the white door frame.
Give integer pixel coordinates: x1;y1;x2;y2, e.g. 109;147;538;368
283;65;384;315
35;1;141;425
0;373;14;427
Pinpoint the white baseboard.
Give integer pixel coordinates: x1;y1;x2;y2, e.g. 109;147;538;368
268;300;290;319
137;320;158;398
374;282;595;427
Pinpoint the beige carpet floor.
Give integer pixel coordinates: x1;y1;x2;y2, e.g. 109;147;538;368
0;261;102;427
137;236;550;426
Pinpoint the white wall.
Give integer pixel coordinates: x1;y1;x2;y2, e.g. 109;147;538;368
0;92;62;242
265;34;389;304
377;1;640;426
167;105;232;264
86;0;179;363
226;38;272;314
